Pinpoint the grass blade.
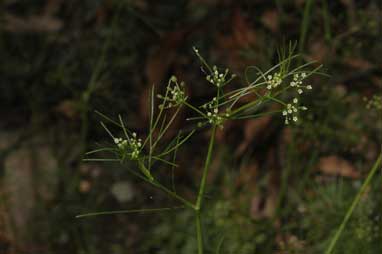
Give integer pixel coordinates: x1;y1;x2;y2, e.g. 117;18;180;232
76;206;185;218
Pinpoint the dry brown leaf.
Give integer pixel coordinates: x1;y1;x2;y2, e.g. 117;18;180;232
216;8;257;69
4;14;62;33
235;116;272;157
43;0;64;16
317;156;360;178
308;40;329;63
141;30;186;121
54;100;79;119
236;162;258;189
232;10;257;49
371;75;382;87
79;180;92;193
145;30;186;86
261;9;279;32
250;190;277;220
276;234;306;253
343;58;373;71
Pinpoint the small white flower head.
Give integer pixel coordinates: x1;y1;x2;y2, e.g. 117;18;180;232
113;133;143;160
206;66;233;88
206;110;224;128
290;73;313;94
158;76;187;108
266;72;282;89
282;99;308;125
194;48;235;88
365;95;382;110
200;99;229;128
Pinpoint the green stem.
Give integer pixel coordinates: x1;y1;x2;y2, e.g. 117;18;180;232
193;125;217;254
151;180;195;210
322;0;332;42
132;162;195;210
196;125;217;209
325;152;382;254
195;211;203;254
298;0;314;64
184;101;207;118
137;160;154;181
230;99;260;117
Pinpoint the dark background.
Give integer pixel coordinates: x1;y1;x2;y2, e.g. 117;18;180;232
0;0;381;253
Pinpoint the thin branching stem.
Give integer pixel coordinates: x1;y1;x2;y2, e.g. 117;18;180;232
325;152;382;254
196;125;217;209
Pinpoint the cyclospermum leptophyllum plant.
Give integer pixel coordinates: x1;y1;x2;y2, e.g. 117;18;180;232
78;45;323;254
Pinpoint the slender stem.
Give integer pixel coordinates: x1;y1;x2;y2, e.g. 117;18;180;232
325;152;382;254
196;126;217;209
195;211;203;254
129;163;195;210
322;0;332;42
230;98;262;117
193;125;216;254
151;180;195;210
298;0;314;64
184;101;207;118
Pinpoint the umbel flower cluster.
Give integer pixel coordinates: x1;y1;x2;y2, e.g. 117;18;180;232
157;76;187;108
263;69;314;125
282;98;308;124
290;73;312;94
266;72;282;90
114;132;142;160
365;95;382;110
206;66;230;87
200;97;230;127
88;46;320;179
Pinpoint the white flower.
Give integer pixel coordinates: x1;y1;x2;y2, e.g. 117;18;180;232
112;133;143;160
266;72;282;89
206;66;233;87
290;73;312;95
158;76;187;108
282;100;308;125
